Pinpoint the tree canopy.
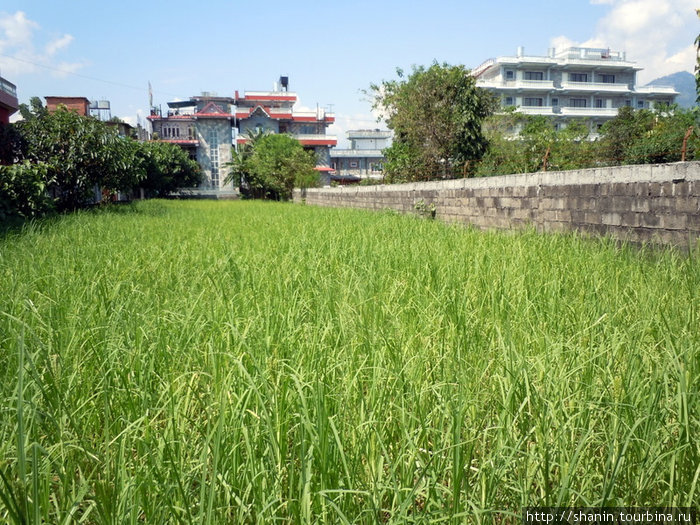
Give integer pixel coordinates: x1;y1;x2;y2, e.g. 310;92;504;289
16;99;143;210
369;62;496;182
227;132;317;200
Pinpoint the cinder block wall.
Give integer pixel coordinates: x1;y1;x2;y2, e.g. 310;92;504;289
293;162;700;247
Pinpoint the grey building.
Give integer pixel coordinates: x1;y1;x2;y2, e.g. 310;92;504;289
148;92;237;197
330;130;391;184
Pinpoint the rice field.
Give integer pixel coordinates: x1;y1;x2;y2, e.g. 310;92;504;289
0;200;698;523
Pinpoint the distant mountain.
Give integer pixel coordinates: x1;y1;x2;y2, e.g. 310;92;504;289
645;71;697;108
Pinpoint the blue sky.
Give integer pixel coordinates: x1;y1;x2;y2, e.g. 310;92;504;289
1;0;697;146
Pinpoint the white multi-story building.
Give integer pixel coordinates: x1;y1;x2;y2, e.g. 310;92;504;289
473;46;678;133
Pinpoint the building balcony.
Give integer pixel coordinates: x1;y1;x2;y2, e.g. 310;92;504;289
559;107;619;117
515;106;556;115
331;149;384;159
635;85;678;95
560;81;631;93
0;76;19;122
293;134;337;146
478;79;555;90
1;77;17;98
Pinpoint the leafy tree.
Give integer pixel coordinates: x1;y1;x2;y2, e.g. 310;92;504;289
224;128;269;196
16;103;145;210
477;113;595;175
369;62;496;182
599;105;698;165
0;123;26;166
138;141;201;197
244;134;317;200
0;161;53;220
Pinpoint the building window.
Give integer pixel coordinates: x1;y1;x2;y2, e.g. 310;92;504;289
349;161;358;168
637;100;644;108
370;162;383;172
523;71;544;80
207;129;219;187
625;100;632;107
504;96;514;106
570;73;588;82
570;99;587;108
599;74;615;83
523;97;544;106
551;98;559;106
595;98;605;108
505;70;514;80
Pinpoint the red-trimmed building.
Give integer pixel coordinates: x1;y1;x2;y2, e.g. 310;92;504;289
0;76;19;125
234;78;336;182
148;93;237;195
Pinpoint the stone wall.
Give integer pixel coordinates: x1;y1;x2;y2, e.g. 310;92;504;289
294;162;700;247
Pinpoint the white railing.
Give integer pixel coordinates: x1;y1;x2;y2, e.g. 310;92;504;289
347;130;392;139
478;79;554;90
635;85;677;94
331;149;384;158
243;91;297;98
472;58;495;78
516;106;555;115
559;107;619;117
561;81;631;92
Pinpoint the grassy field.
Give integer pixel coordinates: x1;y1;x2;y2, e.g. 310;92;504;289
0;200;698;523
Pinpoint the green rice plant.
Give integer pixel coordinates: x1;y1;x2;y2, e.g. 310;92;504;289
0;200;698;523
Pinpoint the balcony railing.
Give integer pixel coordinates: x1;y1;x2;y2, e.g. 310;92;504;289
478;79;554;90
0;77;17;98
561;81;630;92
559;107;619;117
516;106;555;115
635;85;677;95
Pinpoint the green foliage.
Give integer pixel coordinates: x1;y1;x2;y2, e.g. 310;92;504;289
478;105;699;176
0;124;26;166
477;113;595;176
138;141;201;197
370;62;496;182
0;161;53;220
224;128;268;194
229;132;317;200
599;105;698;165
16;102;145;210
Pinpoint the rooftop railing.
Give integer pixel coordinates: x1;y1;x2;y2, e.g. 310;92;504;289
0;77;17;98
635;85;677;94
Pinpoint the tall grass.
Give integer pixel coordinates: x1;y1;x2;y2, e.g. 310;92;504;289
0;200;698;523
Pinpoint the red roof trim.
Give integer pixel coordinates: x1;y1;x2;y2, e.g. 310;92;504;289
194;113;232;118
299;138;337;146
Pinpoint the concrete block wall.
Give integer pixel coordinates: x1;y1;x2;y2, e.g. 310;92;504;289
294;162;700;247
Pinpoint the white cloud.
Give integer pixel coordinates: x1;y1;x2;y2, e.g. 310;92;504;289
45;34;73;56
0;11;83;78
551;0;697;83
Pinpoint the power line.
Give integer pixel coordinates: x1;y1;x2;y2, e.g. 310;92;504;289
0;52;180;98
